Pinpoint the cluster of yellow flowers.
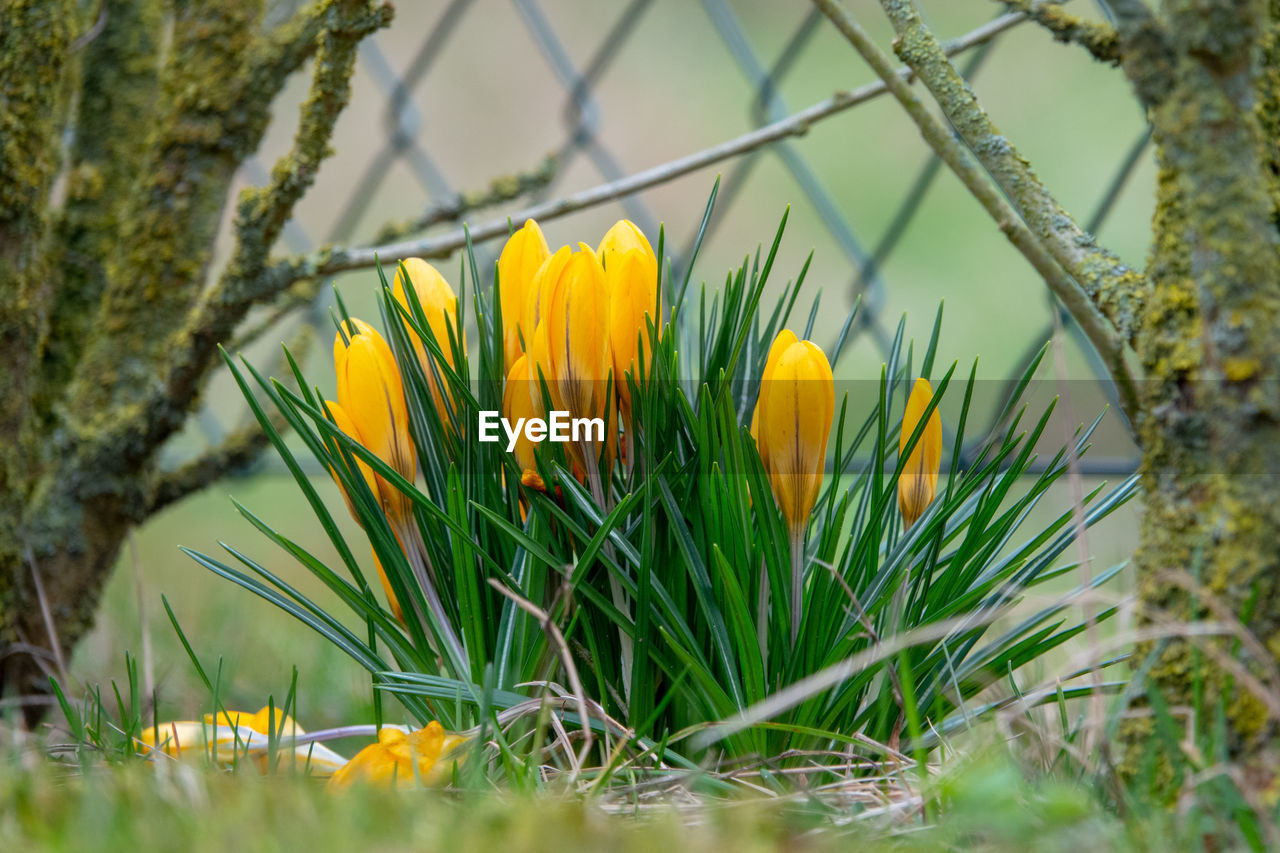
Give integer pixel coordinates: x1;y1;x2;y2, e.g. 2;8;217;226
321;217;942;627
137;706;467;789
498;218;662;489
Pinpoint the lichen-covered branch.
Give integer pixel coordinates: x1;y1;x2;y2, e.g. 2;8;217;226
64;1;268;421
146;416;284;516
992;0;1120;64
1;0;391;716
41;0;166;417
80;0;391;482
879;0;1148;348
0;0;75;443
811;0;1139;422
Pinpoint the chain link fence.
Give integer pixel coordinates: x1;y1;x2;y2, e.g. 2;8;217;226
212;0;1144;479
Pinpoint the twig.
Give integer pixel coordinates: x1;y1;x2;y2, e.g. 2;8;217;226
127;532;155;701
1049;306;1105;767
992;0;1120;64
26;547;67;685
811;0;1141;426
878;0;1147;348
259;11;1029;281
371;155;561;243
145;416;281;514
488;579;595;776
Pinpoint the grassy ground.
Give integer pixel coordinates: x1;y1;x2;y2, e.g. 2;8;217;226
1;746;1164;852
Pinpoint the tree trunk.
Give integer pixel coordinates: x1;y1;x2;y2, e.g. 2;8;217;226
1119;1;1280;780
0;0;391;721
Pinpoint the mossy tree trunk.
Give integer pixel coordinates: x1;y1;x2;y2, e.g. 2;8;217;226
0;0;393;722
813;0;1280;776
1116;0;1280;780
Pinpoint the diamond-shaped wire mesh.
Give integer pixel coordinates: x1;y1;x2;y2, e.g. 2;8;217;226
220;0;1144;479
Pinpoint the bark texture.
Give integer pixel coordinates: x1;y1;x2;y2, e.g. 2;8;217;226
0;0;393;721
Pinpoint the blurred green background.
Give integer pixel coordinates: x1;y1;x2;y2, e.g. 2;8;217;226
70;0;1147;730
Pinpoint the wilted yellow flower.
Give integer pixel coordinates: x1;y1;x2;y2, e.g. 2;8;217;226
136;705;348;775
333;320;417;521
393;258;465;429
754;332;834;535
327;721;467;789
503;354;545;491
606;247;661;414
498;220;551;372
898;377;942;529
323;400;405;621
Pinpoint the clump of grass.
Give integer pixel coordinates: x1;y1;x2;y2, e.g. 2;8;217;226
179;185;1136;783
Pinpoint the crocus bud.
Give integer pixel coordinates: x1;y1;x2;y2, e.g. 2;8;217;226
503;354;544;491
540;245;614;455
898;377;942;529
497;220;551;372
606;246;661;414
323;400;380;519
333;320;417;521
754;332;834;535
392;258;465;429
522;244;573;351
323;400;406;622
598;219;656;267
751;329;800;476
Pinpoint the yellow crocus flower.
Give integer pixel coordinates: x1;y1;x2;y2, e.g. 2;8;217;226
497;220;551;372
522;244;573;354
754;331;834;643
606;246;661;416
322;399;405;621
539;245;615;471
503;354;545;491
898;377;942;529
598;218;656;266
392;258;465;430
758;338;834;532
333;319;417;521
326;721;466;789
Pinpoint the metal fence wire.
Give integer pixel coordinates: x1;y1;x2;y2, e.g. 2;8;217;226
221;0;1144;479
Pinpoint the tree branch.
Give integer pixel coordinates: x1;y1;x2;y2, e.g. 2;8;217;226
77;0;391;483
880;0;1148;349
992;0;1120;65
145;416;281;516
248;11;1030;291
0;0;76;445
370;154;560;244
64;0;267;422
41;0;167;414
811;0;1140;423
